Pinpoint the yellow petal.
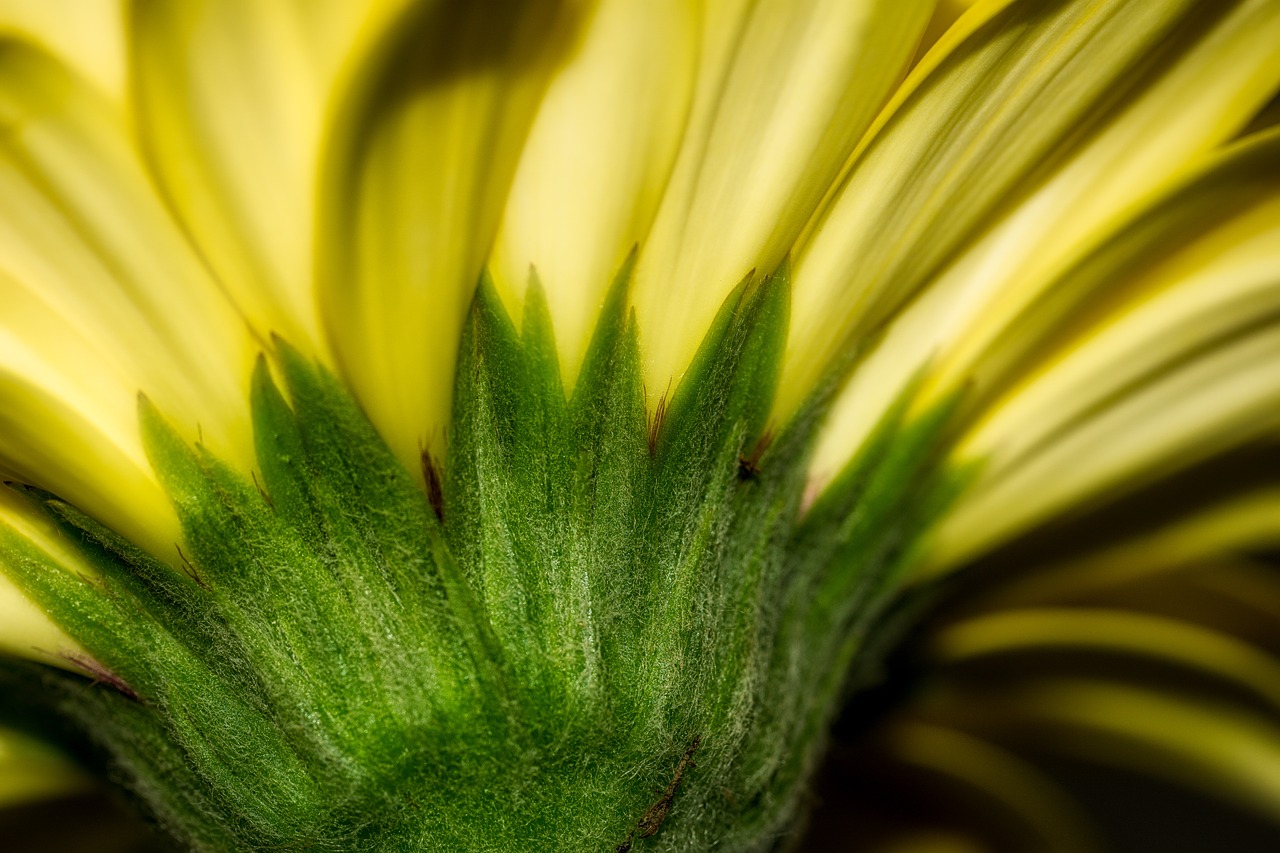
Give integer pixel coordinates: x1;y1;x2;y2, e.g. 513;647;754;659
1242;92;1280;138
933;609;1280;714
880;722;1099;853
0;0;125;101
1188;562;1280;628
932;130;1280;417
936;680;1280;824
0;38;253;552
933;325;1280;569
128;0;401;354
958;487;1280;606
791;0;1280;433
316;1;583;470
632;0;933;394
912;1;980;70
0;487;89;669
926;137;1280;567
0;725;90;808
490;0;698;384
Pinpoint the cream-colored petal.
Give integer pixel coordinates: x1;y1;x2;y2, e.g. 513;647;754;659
923;136;1280;416
0;573;76;668
490;0;698;384
0;0;125;101
961;227;1280;479
317;1;583;470
128;0;400;354
791;0;1280;431
0;339;175;558
0;39;253;552
631;0;933;394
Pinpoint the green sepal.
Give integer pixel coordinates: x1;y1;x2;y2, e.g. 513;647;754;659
0;256;964;852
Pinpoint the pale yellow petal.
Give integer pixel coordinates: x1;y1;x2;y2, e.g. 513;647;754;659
791;0;1280;433
931;325;1280;569
317;1;583;469
490;0;698;383
0;0;125;101
128;0;402;353
928;130;1280;416
0;39;253;552
912;0;979;69
918;133;1280;566
632;0;933;393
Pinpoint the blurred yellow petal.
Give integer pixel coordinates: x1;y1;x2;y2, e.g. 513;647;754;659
792;0;1280;432
129;0;403;353
317;0;581;470
0;38;254;554
937;680;1280;824
966;487;1280;606
881;722;1099;853
0;0;125;101
490;0;697;383
871;834;988;853
632;0;933;394
1189;562;1280;627
0;725;89;808
933;609;1280;713
1243;93;1280;138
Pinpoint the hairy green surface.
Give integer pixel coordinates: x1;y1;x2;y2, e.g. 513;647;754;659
0;261;958;851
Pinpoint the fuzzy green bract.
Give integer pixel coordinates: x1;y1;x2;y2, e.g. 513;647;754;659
0;260;958;851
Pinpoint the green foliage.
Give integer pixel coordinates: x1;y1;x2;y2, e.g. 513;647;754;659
0;260;960;851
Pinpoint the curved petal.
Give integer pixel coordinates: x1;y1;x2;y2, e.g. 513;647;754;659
127;0;403;354
631;0;933;394
0;725;90;807
792;0;1280;430
927;135;1280;566
933;609;1280;713
958;488;1280;605
489;0;698;384
879;722;1100;853
934;680;1280;824
316;0;583;470
0;0;125;101
0;39;254;552
935;326;1280;568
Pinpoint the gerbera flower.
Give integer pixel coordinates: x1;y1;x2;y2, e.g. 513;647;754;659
0;0;1278;850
